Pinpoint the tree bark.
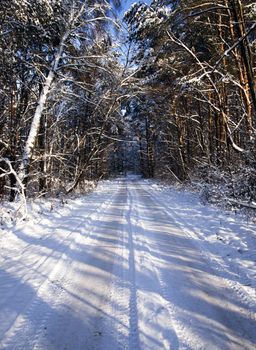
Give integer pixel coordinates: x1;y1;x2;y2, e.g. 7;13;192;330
230;0;256;124
18;31;69;185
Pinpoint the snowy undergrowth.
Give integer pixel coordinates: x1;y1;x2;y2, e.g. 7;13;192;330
0;181;97;227
190;166;256;216
0;180;103;251
144;179;256;304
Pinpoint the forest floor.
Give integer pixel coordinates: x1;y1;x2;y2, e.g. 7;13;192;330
0;175;255;349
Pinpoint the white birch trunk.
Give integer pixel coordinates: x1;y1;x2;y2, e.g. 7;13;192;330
18;2;87;185
18;31;69;183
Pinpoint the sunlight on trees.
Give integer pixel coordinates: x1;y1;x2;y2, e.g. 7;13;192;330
0;0;255;208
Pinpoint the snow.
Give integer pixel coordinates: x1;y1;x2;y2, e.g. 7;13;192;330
0;176;255;349
147;181;256;293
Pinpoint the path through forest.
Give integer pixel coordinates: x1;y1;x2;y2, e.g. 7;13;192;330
0;176;255;349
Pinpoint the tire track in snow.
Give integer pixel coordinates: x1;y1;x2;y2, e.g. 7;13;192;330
142;182;256;323
93;181;132;350
135;181;256;349
126;184;141;350
0;187;116;321
130;183;191;350
0;186;118;350
30;183;125;350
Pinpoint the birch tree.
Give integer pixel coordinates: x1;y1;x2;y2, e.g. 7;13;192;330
0;0;123;199
18;0;112;184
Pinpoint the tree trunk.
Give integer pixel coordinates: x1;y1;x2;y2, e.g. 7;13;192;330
230;0;256;124
18;31;69;185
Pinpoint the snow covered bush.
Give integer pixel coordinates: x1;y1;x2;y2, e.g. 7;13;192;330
192;163;256;212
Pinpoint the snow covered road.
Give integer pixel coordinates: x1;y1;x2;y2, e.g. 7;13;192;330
0;177;255;349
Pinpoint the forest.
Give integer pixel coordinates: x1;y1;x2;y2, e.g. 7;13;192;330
0;0;256;207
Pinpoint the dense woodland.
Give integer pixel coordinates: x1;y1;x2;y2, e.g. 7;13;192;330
124;0;256;206
0;0;125;201
0;0;256;205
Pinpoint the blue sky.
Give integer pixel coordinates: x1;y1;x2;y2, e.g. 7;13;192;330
119;0;151;16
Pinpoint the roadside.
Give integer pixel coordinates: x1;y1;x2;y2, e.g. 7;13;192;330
143;179;256;303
